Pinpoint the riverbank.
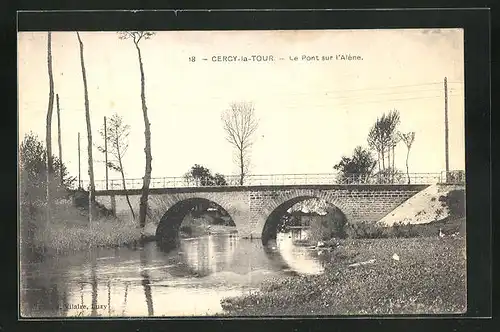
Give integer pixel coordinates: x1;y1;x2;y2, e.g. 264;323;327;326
22;203;147;257
220;236;466;315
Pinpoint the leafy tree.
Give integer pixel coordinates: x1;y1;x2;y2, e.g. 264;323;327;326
183;164;227;186
97;113;135;219
385;110;401;171
118;31;155;229
212;173;228;186
20;133;76;219
333;146;377;183
221;101;259;185
398;131;416;184
367;110;401;171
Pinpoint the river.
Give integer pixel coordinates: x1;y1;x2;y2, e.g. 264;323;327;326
20;230;327;317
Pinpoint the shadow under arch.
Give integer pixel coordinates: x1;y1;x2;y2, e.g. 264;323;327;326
155;197;236;251
261;195;347;246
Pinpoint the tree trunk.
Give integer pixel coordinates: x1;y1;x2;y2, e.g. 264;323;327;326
135;42;152;229
239;148;244;185
377;150;381;172
406;148;410;184
392;145;395;170
381;149;385;171
56;94;63;186
45;31;55;227
140;250;154;316
77;32;96;224
116;138;136;220
387;147;391;171
392;145;396;183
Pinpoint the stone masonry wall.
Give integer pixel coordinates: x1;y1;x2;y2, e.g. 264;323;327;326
95;185;428;239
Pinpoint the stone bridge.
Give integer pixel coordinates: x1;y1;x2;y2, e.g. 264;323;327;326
94;184;429;244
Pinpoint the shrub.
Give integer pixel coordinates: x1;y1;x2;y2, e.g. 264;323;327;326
386;221;420;238
445;190;465;218
179;225;193;236
345;221;387;239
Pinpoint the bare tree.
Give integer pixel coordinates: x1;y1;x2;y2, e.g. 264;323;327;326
98;113;136;219
399;131;416;184
221;101;259;185
45;31;55;226
56;94;63;186
76;32;96;223
118;31;155;229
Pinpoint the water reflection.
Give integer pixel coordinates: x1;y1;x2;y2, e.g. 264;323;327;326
140;247;154;316
21;232;324;317
276;233;325;275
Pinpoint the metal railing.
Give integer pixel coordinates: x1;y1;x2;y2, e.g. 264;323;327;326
79;171;462;191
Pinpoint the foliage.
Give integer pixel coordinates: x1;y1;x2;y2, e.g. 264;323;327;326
19;132;76;207
345;221;387;239
438;189;465;218
399;131;416;149
446;171;465;184
221;101;259;185
367;110;401;171
372;167;406;184
333;146;377;183
97;113;131;173
184;164;227;186
118;31;156;43
399;131;416;183
97;112;136;219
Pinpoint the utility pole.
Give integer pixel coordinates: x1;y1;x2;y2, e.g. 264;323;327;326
444;77;450;182
78;132;81;189
56;94;63;185
104;116;109;190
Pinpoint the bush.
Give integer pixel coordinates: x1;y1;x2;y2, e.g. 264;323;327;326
385;221;420;238
179;225;193;236
445;190;466;218
345;221;387;239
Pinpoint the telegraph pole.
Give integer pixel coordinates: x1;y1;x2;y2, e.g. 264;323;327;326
104;116;109;190
56;94;63;185
444;77;450;182
78;132;81;189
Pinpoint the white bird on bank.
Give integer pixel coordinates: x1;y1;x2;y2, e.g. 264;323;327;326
439;228;445;239
392;253;400;261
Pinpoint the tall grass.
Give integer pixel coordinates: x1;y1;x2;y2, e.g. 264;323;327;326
221;236;466;315
24;202;142;253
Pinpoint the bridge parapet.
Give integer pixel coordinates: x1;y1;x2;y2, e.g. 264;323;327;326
86;172;446;191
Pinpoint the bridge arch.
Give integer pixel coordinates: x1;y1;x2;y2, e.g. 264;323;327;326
259;192;349;245
155;196;238;249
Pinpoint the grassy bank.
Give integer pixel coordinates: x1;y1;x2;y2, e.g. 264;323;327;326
221;236;466;315
22;202;144;255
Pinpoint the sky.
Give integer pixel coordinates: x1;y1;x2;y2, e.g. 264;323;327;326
18;29;465;184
